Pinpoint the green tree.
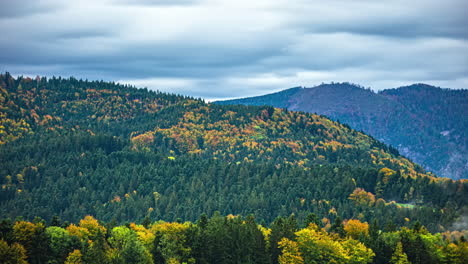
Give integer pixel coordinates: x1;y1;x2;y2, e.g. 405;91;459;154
82;230;110;264
65;249;83;264
46;226;74;263
0;239;28;264
305;213;321;228
390;242;410;264
109;226;153;264
269;216;297;264
330;216;346;238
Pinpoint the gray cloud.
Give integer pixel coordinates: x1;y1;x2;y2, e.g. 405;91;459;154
0;0;61;18
1;0;467;100
292;0;468;39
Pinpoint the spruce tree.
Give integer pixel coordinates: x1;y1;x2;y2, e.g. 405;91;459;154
391;242;410;264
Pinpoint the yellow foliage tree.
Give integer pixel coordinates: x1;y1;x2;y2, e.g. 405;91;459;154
344;219;369;239
279;224;374;264
13;221;44;250
66;224;91;242
78;215;106;240
65;249;83;264
278;238;304;264
295;226;348;263
0;239;28;264
379;167;396;184
129;223;156;250
342;238;375;264
349;188;376;207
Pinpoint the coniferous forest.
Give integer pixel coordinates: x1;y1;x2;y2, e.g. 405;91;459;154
0;73;467;263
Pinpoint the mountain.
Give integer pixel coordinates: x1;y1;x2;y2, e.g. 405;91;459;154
0;74;466;232
217;82;468;180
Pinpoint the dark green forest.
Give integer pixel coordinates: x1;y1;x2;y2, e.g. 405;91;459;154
0;73;467;263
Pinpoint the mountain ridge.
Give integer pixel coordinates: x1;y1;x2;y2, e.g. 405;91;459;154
216;82;468;179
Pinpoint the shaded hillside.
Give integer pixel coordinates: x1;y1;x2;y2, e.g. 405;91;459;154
0;74;466;232
217;83;468;179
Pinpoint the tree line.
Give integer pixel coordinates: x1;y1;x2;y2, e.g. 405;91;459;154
1;213;466;264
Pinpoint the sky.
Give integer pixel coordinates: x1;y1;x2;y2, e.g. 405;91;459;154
1;0;467;100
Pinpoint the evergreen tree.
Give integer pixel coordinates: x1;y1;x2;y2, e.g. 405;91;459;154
390;242;410;264
304;213;320;228
330;216;346;237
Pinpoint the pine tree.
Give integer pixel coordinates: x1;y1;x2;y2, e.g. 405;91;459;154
305;213;320;228
390;242;410;264
330;216;346;238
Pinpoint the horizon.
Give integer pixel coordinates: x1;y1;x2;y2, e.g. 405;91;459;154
5;72;464;102
1;0;467;100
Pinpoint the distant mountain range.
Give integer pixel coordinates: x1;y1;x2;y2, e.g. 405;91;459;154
217;83;468;179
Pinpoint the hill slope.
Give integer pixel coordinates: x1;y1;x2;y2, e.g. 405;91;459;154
0;74;466;232
217;83;468;179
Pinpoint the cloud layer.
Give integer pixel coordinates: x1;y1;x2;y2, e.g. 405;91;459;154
1;0;467;99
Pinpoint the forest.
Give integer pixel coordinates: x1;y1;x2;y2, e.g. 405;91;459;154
0;73;467;263
1;213;467;264
216;82;468;179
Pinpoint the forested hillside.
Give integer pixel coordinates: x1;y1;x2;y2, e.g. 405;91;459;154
216;83;468;179
0;73;466;234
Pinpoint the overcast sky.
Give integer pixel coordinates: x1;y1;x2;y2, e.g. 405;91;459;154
1;0;467;100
